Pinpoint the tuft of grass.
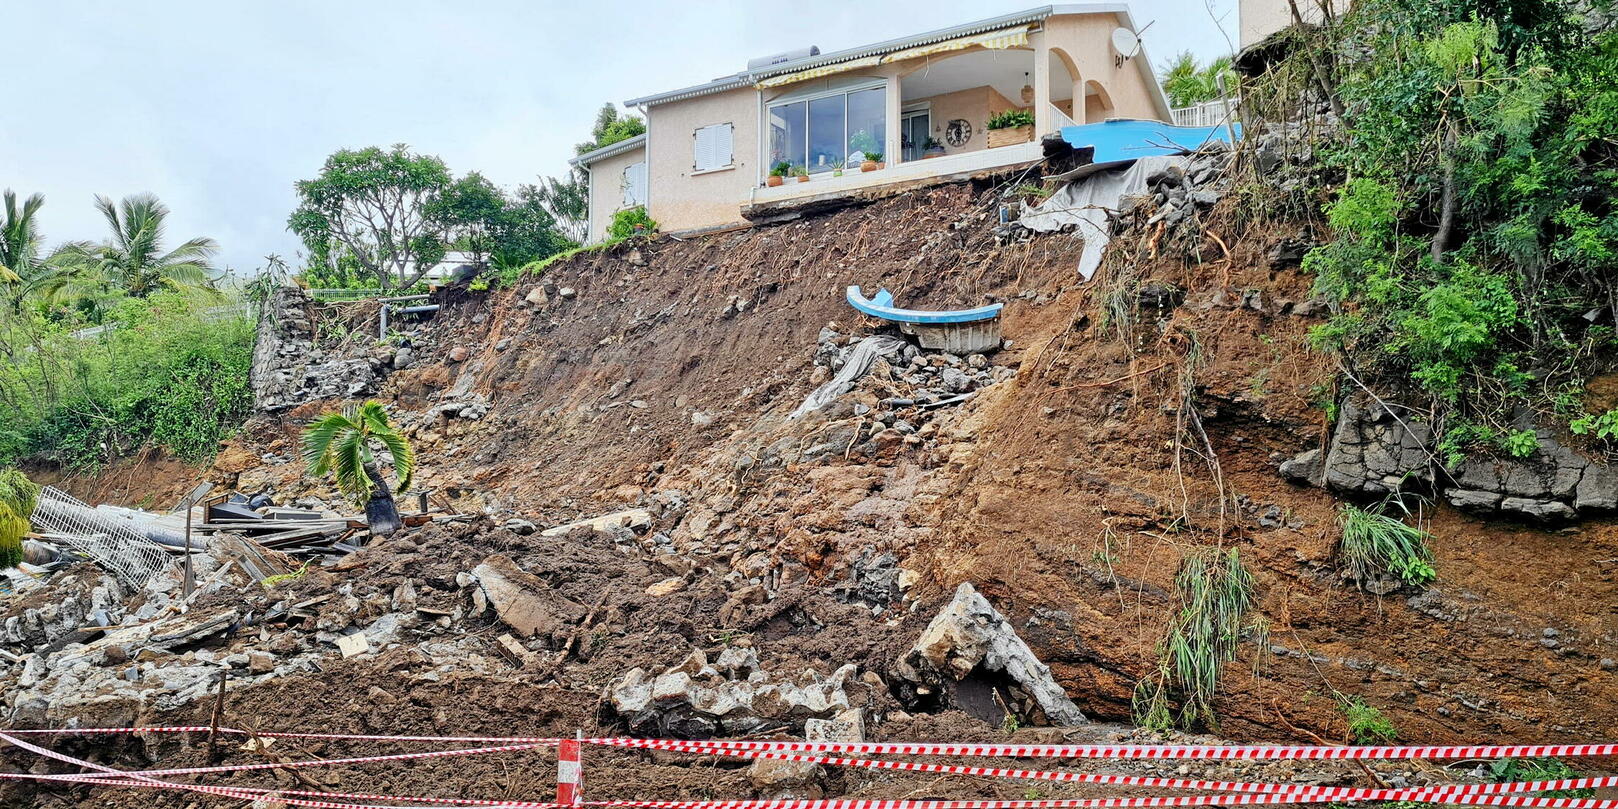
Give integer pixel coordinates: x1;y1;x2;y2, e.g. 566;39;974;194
1337;694;1397;744
1133;548;1259;731
260;562;310;589
1338;499;1436;588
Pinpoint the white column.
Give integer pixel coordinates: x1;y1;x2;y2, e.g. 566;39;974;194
1032;32;1052;135
885;76;902;164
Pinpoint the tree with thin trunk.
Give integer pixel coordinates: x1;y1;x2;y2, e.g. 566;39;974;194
1;190;84;310
301;401;415;537
288;144;452;290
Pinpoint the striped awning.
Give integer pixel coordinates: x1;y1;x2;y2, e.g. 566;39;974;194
755;55;884;89
754;23;1034;90
881;24;1033;63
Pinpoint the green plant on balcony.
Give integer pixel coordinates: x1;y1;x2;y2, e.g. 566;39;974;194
987;109;1035;130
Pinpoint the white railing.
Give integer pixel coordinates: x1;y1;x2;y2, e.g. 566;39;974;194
1049;103;1079;130
1170;99;1236;128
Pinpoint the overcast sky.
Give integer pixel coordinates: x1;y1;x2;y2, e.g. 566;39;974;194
3;0;1236;273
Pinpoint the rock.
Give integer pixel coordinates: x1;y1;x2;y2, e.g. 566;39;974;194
448;346;469;363
503;518;538;536
747;757;824;799
939;367;972;393
541;508;652;537
559;287;577;299
611;668;654;714
896;582;1086;726
495;337;512;351
470;555;587;639
392;348;415;370
1500;497;1577;523
1445;488;1502;513
691;411;715;429
247;651;276;675
1189;189;1221;207
525;286;549;306
645;577;686;597
1322;392;1433;496
1278;448;1324;487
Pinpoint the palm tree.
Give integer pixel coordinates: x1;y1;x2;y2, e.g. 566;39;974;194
1159;51;1235;108
301;401;416;536
0;469;41;569
46;193;220;304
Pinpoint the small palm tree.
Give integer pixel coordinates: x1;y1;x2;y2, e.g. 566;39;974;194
46;193;219;306
301;401;415;536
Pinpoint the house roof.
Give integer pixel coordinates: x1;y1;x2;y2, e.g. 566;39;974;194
567;132;647;168
623;3;1169;119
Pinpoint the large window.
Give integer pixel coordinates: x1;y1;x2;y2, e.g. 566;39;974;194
768;84;886;176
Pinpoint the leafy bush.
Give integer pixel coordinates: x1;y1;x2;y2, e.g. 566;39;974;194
606;206;658;241
1282;0;1618;442
1488;758;1594;799
987;110;1035;130
0;293;254;472
1338;502;1436;588
1337;694;1397;744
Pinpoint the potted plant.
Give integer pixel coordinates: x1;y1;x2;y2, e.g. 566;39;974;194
986;109;1036;148
831;159;846;177
849;130;883;171
767;161;790;187
792;166;810;183
923;137;946;158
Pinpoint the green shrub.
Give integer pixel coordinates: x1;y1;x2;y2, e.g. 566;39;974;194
1488;758;1594;799
987;109;1035;130
1337;694;1397;744
606;206;657;241
1282;0;1618;437
1338;501;1436;588
0;292;254;472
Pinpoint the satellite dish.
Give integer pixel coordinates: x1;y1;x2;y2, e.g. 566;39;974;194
1110;27;1142;62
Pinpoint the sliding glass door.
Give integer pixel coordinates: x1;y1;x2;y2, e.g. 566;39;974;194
768;84;886;176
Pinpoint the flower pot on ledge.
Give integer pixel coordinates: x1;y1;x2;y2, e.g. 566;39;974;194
766;175;784;187
860;160;878;172
987;125;1034;148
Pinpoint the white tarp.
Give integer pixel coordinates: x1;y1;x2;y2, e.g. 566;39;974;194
1018;155;1191;280
790;336;908;420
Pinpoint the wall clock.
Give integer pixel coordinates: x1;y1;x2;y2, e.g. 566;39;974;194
945;118;972;147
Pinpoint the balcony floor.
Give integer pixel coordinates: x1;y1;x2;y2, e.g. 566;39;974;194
742;142;1043;216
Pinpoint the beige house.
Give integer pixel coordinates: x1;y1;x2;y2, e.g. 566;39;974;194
1239;0;1350;49
570;4;1172;243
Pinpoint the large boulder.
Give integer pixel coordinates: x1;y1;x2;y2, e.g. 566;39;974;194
893;582;1086;726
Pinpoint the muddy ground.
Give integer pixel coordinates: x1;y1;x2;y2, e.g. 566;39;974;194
9;176;1617;806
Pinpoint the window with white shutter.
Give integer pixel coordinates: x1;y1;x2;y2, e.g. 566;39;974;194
622;161;647;207
693;123;733;172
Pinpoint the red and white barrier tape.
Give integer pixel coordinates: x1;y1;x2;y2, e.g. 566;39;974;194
0;726;566;744
7;727;1618;809
645;738;1618;798
584;737;1618;762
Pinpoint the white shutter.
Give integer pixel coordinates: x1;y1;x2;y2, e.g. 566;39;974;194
622;162;647;207
692;123;733;172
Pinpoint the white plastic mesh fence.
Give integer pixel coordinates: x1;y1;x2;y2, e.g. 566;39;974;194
29;486;175;588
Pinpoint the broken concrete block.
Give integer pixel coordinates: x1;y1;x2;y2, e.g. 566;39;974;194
540;508;652;537
470;555;586;639
899;582;1086;726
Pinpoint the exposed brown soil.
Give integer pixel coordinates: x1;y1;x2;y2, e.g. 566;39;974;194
9;178;1618;807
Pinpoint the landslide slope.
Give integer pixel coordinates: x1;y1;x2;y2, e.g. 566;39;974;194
219;180;1617;744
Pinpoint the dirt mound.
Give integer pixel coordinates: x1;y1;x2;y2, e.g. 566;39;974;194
8;173;1618;806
